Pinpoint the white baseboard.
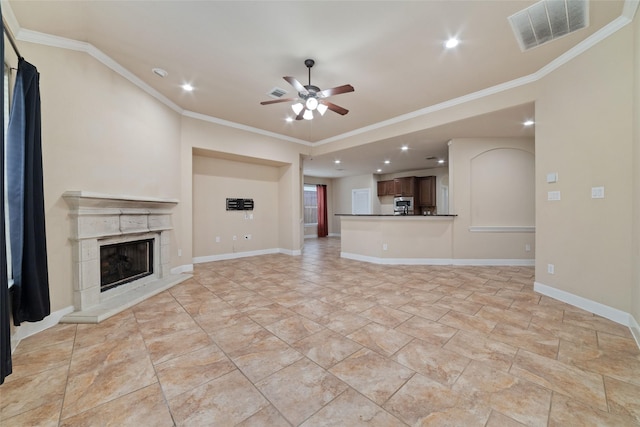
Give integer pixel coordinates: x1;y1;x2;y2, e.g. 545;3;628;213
534;281;639;349
340;252;534;267
304;234;318;239
11;305;75;353
279;248;302;256
329;233;341;237
452;259;535;266
171;264;194;274
193;247;301;264
341;252;451;265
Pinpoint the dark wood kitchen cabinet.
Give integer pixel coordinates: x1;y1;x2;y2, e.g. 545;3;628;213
396;176;416;197
377;180;394;196
377;176;417;197
418;176;436;207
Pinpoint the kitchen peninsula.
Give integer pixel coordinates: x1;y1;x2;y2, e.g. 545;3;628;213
336;214;457;264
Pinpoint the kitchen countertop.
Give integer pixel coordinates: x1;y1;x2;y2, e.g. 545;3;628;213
336;214;457;217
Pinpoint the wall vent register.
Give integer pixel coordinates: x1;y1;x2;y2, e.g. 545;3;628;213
226;198;254;211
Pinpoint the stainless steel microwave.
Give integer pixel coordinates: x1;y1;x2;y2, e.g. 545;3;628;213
393;197;414;215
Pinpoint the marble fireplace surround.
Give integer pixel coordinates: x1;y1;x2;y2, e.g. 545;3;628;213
60;191;190;323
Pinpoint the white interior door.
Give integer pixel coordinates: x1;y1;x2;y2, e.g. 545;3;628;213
352;188;371;214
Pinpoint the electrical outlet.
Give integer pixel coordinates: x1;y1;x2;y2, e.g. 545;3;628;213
215;236;221;243
383;243;388;251
525;244;531;252
547;191;561;201
547;263;555;274
178;249;182;257
233;235;237;241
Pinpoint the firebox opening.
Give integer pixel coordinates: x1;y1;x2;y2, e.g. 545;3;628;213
100;238;154;292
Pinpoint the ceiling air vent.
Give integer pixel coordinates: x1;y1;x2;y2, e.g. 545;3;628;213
508;0;589;51
267;87;288;99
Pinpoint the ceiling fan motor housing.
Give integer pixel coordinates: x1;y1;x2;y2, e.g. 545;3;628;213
301;85;321;99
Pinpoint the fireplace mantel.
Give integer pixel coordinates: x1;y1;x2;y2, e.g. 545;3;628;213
63;191;179;211
61;191;188;323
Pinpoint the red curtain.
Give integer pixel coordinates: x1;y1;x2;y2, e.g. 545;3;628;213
317;184;328;237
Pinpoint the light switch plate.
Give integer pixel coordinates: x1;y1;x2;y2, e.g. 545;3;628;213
591;186;605;199
546;172;558;183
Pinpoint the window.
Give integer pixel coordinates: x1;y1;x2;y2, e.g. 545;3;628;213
303;185;318;225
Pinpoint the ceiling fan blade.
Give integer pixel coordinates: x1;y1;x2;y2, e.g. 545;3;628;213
260;97;297;105
318;84;354;98
284;76;308;95
295;107;306;121
321;101;349;115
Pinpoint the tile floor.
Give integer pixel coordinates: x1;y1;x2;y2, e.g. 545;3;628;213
1;237;639;426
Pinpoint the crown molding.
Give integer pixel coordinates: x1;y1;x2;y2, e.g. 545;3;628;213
182;111;312;147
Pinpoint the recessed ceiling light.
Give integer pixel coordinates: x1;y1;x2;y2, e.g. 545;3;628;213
285;117;293;122
182;83;194;92
524;120;535;126
445;38;459;49
438;159;445;164
401;145;408;151
377;168;382;173
334;160;341;164
152;67;168;78
384;160;390;164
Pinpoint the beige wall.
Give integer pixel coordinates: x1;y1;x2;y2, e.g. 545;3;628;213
536;24;635;312
449;138;535;260
179;116;307;261
20;43;182;313
192;156;280;258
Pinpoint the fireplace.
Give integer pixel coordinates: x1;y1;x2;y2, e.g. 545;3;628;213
100;238;154;292
61;191;189;323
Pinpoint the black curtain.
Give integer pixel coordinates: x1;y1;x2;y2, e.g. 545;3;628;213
7;56;50;326
1;3;14;384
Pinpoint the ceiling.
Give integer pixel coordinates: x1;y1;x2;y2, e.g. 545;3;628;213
5;1;627;177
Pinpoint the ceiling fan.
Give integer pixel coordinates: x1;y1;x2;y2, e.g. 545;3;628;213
260;59;354;120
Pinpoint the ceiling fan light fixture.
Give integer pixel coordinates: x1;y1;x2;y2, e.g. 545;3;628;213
303;109;313;120
291;103;304;115
305;97;319;111
317;103;328;116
